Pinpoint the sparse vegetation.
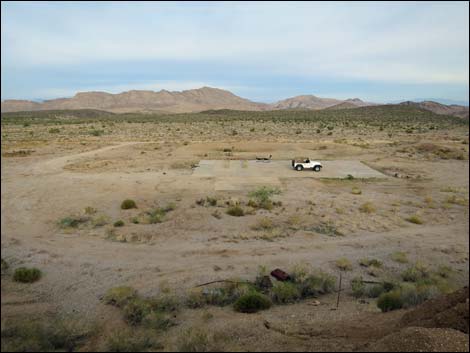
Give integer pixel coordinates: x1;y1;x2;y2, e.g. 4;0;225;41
391;251;408;263
248;186;281;210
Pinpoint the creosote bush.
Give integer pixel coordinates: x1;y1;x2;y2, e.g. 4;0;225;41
226;205;244;217
103;286;138;308
121;199;137;210
13;267;42;283
233;292;272;313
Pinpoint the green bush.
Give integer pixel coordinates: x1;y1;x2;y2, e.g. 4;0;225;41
377;290;403;312
123;299;151;326
248;186;281;210
226;205;244;217
57;216;89;229
402;263;429;282
103;286;137;308
142;312;174;330
271;282;301;304
366;284;386;298
13;267;42;283
121;199;137;210
114;220;125;227
233;292;272;313
351;277;365;298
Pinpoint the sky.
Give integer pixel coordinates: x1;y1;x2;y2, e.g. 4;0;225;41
1;1;469;104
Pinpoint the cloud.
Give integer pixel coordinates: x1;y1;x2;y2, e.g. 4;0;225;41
1;1;468;100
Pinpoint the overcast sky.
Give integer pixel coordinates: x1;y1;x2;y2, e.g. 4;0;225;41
1;1;469;103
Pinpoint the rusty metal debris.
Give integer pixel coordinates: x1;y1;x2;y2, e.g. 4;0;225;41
270;268;291;281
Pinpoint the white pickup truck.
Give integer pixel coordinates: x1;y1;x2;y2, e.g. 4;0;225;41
291;158;323;172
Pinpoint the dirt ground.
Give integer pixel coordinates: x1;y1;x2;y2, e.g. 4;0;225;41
1;119;469;351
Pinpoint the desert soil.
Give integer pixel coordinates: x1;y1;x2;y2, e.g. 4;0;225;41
1;119;469;351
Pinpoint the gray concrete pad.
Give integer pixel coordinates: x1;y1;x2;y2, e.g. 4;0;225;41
192;160;386;179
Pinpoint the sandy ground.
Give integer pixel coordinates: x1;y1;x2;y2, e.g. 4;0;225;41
1;122;469;351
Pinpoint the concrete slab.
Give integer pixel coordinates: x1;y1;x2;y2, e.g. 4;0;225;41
192;160;386;179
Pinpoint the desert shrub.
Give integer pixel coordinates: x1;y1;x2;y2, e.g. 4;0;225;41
359;202;376;213
106;329;154;352
1;318;91;352
226;205;244;217
84;206;97;215
359;258;382;268
290;266;336;297
351;186;362;195
142;312;174;331
1;258;9;271
250;217;274;231
89;129;104;136
48;128;60;134
114;220;125;227
233;292;272;313
366;284;386;298
390;251;408;263
406;215;423;224
446;195;469;206
91;215;108;227
123;299;151;326
310;221;343;236
148;295;180;313
13;267;41;283
270;282;301;304
177;328;210;352
377;282;440;312
103;286;137;308
377;290;403;312
402;262;429;282
436;265;453;278
206;197;217;206
335;258;352;271
248;186;281;210
211;210;222;219
58;215;89;229
351;277;365;298
121;199;137;209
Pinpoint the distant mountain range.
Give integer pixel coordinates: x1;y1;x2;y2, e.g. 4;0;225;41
1;87;468;118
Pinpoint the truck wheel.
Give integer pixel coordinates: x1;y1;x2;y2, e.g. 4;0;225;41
313;166;321;172
296;165;303;171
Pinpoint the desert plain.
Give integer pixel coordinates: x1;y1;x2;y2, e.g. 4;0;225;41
1;106;469;351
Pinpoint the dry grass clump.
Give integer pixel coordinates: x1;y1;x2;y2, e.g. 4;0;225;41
390;251;408;263
250;217;274;231
405;215;423;224
335;258;353;271
226;205;245;217
359;201;376;213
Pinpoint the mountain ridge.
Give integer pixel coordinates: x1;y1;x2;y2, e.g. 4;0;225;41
1;86;467;118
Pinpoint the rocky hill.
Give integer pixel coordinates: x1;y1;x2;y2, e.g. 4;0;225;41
400;101;469;119
1;87;269;114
